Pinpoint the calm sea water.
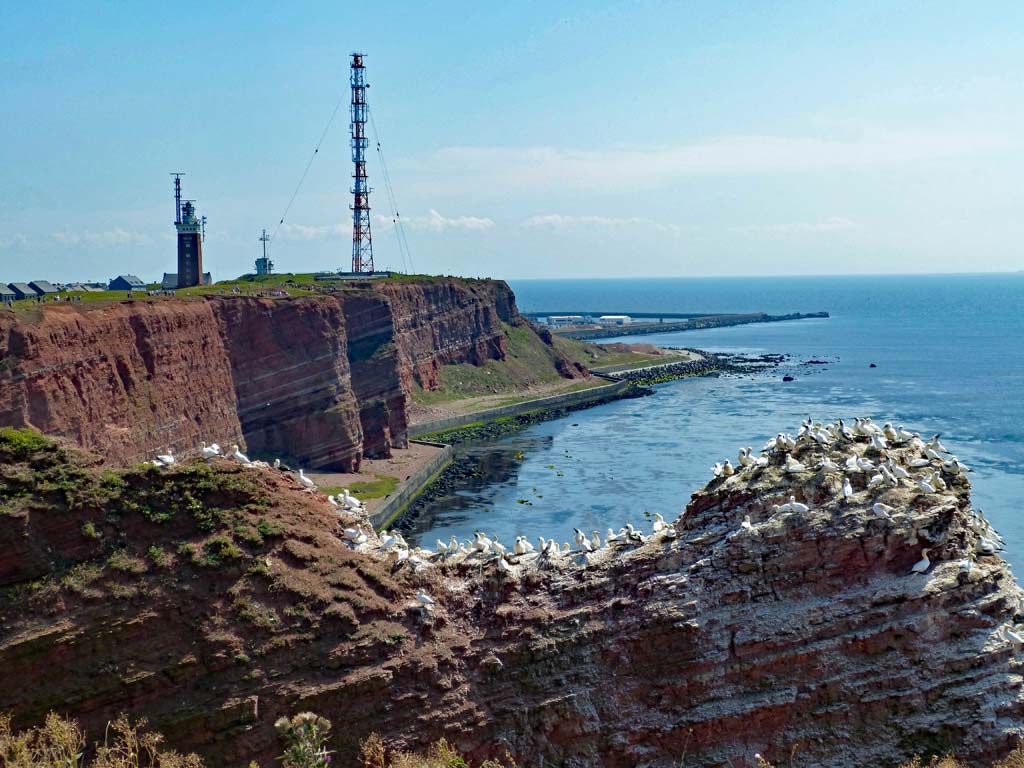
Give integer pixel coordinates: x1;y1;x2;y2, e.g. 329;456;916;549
407;274;1024;569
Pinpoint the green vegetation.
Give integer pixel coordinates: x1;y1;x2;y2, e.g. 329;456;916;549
411;321;594;405
349;474;399;500
0;428;52;461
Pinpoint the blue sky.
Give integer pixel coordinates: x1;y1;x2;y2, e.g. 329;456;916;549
2;1;1022;282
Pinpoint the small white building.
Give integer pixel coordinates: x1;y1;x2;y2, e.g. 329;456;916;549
547;315;585;327
597;315;633;326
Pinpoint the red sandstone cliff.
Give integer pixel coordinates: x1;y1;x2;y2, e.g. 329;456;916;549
1;425;1021;767
0;278;563;470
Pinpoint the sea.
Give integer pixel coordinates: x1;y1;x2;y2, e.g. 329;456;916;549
405;274;1024;570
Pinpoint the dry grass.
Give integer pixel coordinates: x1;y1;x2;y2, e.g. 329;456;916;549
359;733;515;768
0;712;201;768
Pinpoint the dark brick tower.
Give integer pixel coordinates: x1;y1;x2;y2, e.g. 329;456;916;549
176;200;203;288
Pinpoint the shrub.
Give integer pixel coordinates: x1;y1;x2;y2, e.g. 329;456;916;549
275;713;332;768
81;522;101;540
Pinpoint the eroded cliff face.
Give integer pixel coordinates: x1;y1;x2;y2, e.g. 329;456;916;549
0;278;545;470
0;302;243;466
380;279;518;391
1;422;1021;767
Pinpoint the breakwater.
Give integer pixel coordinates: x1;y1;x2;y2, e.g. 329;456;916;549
555;310;828;340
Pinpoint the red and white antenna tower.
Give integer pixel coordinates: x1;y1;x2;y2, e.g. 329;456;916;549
349;53;374;273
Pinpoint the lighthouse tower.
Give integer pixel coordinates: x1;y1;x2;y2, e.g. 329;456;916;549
172;174;204;288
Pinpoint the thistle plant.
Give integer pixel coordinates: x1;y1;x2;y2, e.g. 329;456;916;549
274;713;332;768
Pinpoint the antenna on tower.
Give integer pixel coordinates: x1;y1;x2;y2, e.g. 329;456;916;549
201;215;207;242
256;229;274;276
349;52;374;273
170;173;186;224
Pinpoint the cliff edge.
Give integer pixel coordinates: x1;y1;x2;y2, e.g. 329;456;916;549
0;420;1021;767
0;278;582;471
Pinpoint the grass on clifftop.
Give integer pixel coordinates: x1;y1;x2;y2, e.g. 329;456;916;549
411;321;594;405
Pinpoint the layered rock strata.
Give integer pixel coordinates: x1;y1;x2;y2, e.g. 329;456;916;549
0;278;560;470
1;420;1021;767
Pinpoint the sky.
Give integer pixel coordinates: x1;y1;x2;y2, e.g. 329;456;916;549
2;1;1023;282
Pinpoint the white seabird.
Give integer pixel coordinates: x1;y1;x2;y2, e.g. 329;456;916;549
841;477;854;501
231;444;251;465
910;548;931;574
416;591;435;610
297;469;316;490
787;495;810;514
200;442;219;460
156;449;176;466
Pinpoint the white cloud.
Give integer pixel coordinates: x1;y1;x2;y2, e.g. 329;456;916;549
734;216;858;236
522;213;685;235
375;209;495;233
0;233;30;249
277;223;347;240
405;130;1014;193
51;228;150;247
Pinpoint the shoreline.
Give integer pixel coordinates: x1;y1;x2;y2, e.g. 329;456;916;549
387;349;791;534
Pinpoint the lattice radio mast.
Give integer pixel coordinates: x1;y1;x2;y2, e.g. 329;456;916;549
349;53;374;273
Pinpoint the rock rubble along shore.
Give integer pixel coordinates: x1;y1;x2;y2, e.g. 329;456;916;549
0;419;1021;767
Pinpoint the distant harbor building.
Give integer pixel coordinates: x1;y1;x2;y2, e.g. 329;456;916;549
597;315;633;326
108;274;147;291
170;174;206;289
7;283;39;300
28;280;59;295
161;272;211;290
547;315;585;328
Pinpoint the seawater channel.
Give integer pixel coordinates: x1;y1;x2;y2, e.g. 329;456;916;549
403;315;1024;571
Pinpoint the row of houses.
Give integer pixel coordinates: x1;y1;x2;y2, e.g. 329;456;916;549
0;281;61;302
1;272;215;303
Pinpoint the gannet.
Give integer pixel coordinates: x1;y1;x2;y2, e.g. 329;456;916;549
378;530;397;550
722;460;736;476
436;538;449;555
297;469;316;490
787;495;810;514
416;591;435;610
784;454;806;473
930;471;947;492
624;523;645;544
977;537;997;555
497;556;513;575
711;462;725;477
868;473;885;488
573;528;588;550
156;449;176;466
883;423;899;442
591;531;602;549
928;434;949;454
738;447;754;467
231;444;251;465
888;462;910;480
895;426;916;443
908;457;932;468
492;537;507;556
1004;625;1024;649
652;513;666;533
915;476;935;494
855;457;875;472
663;526;677;539
754;454;769;468
842;477;854;501
740;515;754;532
606;528;623;544
910;548;931;574
513;536;528;556
872;502;895;518
958;558;973;575
200;442;219;460
869;434;888;452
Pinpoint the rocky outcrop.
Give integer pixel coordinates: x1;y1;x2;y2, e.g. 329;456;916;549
1;422;1021;767
0;278;562;470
